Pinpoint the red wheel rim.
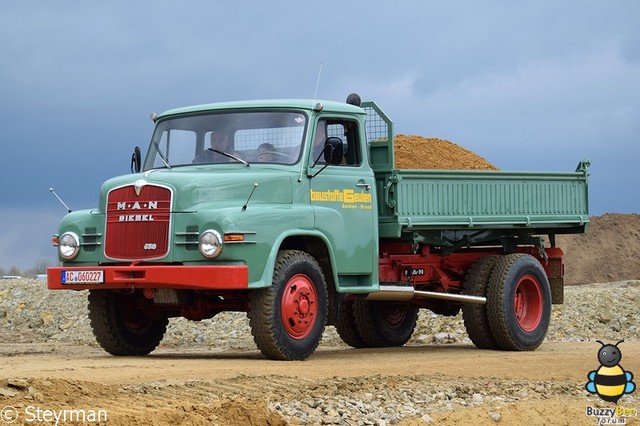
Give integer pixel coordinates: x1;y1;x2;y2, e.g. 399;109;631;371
514;275;543;332
119;295;151;332
381;304;407;328
281;274;318;339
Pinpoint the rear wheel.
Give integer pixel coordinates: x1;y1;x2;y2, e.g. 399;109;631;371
353;300;418;347
88;290;168;356
248;250;327;360
486;254;551;351
462;255;500;349
334;296;368;348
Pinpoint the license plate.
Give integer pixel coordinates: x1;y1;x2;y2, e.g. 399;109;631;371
61;270;104;284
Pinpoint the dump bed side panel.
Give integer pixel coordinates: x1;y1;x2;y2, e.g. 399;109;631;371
377;168;589;238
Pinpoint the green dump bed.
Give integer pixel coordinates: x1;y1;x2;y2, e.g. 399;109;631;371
374;165;590;239
362;101;590;242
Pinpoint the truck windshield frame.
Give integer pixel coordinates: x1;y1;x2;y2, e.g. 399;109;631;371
143;110;308;171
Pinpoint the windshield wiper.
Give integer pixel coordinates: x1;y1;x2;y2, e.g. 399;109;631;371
209;148;249;167
153;140;172;169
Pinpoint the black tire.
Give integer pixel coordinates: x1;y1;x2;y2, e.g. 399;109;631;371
353;299;418;347
462;255;500;349
334;296;368;348
487;254;552;351
88;290;168;356
248;250;328;360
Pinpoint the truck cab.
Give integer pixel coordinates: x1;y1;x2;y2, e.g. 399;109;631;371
48;96;384;360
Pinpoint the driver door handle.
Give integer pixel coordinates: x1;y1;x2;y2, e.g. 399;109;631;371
356;181;371;191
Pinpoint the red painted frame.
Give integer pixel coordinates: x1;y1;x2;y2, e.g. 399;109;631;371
378;241;564;293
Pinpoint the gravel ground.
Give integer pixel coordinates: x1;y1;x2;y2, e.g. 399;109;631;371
1;279;639;351
1;279;639;425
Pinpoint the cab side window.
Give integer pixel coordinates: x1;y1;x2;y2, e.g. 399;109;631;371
324;119;361;166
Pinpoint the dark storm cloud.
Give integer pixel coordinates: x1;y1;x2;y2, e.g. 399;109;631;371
0;1;638;269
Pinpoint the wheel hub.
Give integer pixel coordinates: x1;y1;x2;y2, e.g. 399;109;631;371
281;274;318;339
514;275;543;332
119;295;153;332
381;305;407;328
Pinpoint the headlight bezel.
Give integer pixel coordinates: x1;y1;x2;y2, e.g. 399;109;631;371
58;232;81;261
199;229;223;259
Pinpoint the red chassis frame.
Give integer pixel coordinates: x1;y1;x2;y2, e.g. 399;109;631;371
377;241;564;294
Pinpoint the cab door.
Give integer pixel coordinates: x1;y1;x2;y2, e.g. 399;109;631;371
308;118;377;277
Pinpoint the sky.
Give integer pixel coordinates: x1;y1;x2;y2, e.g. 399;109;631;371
1;1;638;270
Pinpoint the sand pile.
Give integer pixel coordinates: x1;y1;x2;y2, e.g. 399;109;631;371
557;213;640;285
394;134;498;170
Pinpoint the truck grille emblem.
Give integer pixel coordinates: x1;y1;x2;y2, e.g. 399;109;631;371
134;179;147;196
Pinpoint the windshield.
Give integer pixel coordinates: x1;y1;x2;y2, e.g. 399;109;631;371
144;110;307;170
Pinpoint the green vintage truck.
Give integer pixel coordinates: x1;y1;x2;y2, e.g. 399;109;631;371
47;94;590;360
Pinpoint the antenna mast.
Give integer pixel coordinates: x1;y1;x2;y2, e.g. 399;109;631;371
313;63;323;98
49;188;72;213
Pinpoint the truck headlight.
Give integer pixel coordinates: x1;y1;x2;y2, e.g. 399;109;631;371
199;230;223;259
58;232;80;260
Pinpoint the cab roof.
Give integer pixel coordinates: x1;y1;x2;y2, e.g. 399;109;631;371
158;99;365;119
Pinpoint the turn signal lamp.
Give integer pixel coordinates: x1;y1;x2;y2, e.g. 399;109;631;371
224;234;245;243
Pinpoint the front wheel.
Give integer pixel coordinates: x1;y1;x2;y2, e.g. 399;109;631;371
486;254;552;351
248;250;328;360
88;290;168;356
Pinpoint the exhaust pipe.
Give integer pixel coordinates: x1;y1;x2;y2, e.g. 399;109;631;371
365;285;486;304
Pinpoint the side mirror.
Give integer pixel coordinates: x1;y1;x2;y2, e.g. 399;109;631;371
324;137;344;165
131;146;141;173
309;137;344;179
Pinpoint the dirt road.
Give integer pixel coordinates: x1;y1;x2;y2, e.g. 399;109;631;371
1;341;638;425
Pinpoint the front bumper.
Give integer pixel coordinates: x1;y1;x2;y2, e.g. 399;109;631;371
47;264;249;291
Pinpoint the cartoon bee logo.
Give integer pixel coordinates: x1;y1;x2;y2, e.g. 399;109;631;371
586;339;636;403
